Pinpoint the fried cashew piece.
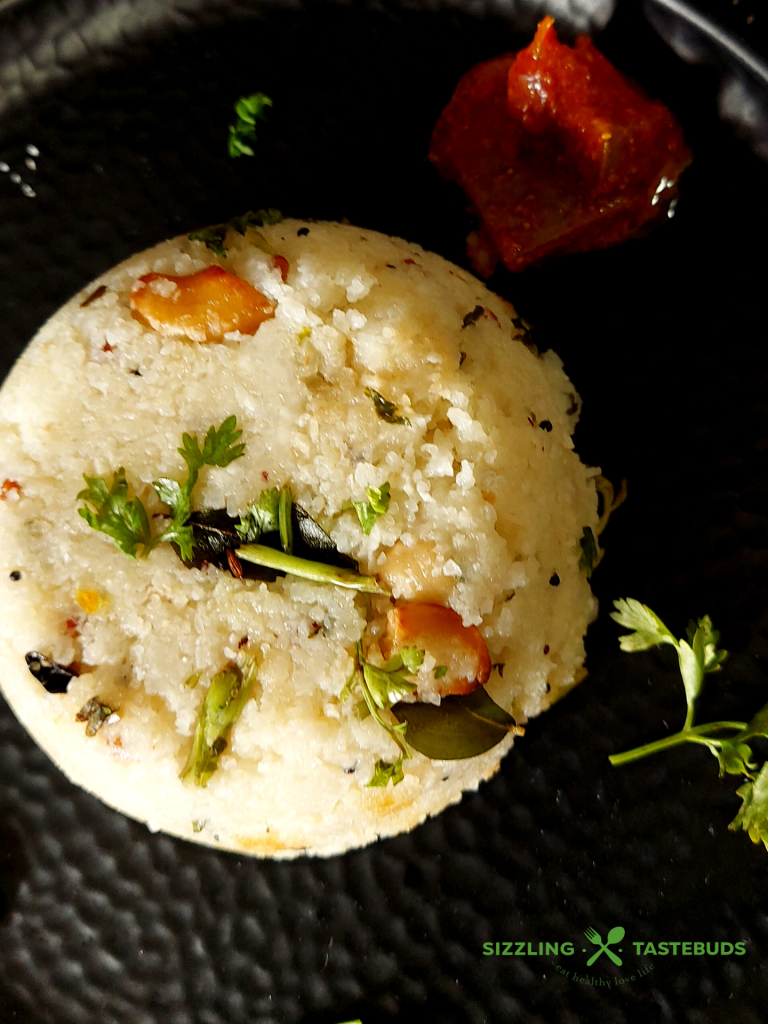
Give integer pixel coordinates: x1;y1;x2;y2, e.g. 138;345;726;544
383;602;492;698
130;266;275;342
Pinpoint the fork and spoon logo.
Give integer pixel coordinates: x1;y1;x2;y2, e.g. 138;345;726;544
584;926;625;966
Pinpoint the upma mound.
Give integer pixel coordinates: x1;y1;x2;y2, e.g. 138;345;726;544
0;218;599;857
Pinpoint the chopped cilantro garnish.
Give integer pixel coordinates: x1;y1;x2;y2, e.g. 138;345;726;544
228;93;272;158
364;387;410;426
77;468;153;558
342;643;424;786
349;481;391;535
434;665;448;679
608;599;768;851
181;655;259;786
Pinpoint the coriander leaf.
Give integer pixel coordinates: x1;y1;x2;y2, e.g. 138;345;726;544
352;481;391;535
610;598;678;653
364;387;410;426
228;92;272;158
234;92;272;126
687;615;728;675
181;655;258;786
236;487;281;542
153;476;191;526
730;763;768;849
712;739;756;778
178;416;245;492
434;664;448;679
77;468;152;558
362;661;418;711
199;415;245;467
343;642;411;786
152;482;196;560
188;224;228;258
368;756;405;787
399;646;425;674
578;526;599;577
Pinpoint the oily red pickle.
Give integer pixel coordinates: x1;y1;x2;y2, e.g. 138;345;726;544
430;17;692;274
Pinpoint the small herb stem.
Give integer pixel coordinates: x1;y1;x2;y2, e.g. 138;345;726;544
359;672;409;759
609;721;748;766
237;543;389;594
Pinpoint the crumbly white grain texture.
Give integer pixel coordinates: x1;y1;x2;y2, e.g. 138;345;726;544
0;220;598;857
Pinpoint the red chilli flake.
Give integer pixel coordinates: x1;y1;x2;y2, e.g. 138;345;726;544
0;479;21;500
273;255;289;282
102;342;114;353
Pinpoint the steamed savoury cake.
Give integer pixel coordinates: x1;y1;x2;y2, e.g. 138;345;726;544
0;217;599;856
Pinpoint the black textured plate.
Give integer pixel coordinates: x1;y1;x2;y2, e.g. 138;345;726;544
2;1;768;1022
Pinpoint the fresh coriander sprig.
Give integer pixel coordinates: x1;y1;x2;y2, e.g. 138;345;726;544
342;642;424;786
153;416;245;561
609;598;768;851
77;468;153;558
78;416;245;560
228;93;272;157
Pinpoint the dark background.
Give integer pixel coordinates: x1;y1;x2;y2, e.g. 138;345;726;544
1;0;768;1021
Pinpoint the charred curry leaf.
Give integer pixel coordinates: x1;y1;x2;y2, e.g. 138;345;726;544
25;652;78;693
364;387;410;426
579;526;599;577
392;688;521;760
462;305;484;328
183;509;279;581
181;655;259;786
76;696;116;736
292;504;358;569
